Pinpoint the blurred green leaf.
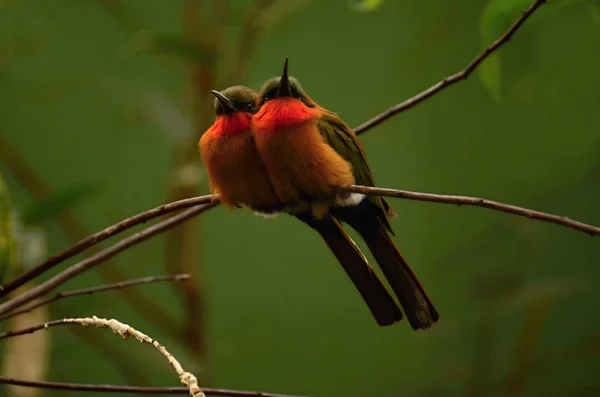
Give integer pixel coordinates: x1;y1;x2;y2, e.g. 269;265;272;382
350;0;385;12
22;183;101;225
0;173;17;283
478;0;588;100
128;31;217;63
586;0;600;22
478;0;529;101
479;54;502;102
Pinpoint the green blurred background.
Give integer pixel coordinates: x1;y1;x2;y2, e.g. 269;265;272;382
1;0;599;396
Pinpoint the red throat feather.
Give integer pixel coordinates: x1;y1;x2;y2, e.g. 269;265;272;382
212;112;252;136
253;98;316;131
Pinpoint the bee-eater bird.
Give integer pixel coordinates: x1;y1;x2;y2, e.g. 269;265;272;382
251;59;439;330
199;86;402;326
199;86;280;213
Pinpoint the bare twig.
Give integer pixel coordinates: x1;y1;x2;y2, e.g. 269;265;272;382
2;180;598;307
0;316;205;396
0;194;217;298
345;185;600;236
0;376;305;397
0;204;214;317
0;274;191;321
353;0;546;135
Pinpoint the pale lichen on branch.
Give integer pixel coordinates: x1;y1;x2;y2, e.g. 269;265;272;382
0;316;205;397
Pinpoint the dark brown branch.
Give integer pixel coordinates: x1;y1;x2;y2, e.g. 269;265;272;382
0;274;191;321
0;377;305;397
0;194;216;298
2;179;598;308
353;0;546;135
0;204;216;317
345;185;600;236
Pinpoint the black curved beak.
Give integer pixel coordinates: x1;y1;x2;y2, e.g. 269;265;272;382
212;90;236;114
276;58;292;97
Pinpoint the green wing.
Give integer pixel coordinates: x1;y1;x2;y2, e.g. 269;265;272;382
317;110;396;233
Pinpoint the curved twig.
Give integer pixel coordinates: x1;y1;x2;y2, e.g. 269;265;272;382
0;195;217;298
0;204;215;317
0;274;191;321
0;376;305;397
353;0;546;135
0;316;204;396
1;179;598;316
345;185;600;236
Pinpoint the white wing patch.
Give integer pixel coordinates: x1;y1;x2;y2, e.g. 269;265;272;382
334;193;366;207
252;210;280;219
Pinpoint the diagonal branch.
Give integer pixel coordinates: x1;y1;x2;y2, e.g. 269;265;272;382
0;196;217;298
0;316;204;396
0;376;305;397
353;0;546;135
0;274;191;321
1;180;598;309
345;185;600;236
0;204;215;317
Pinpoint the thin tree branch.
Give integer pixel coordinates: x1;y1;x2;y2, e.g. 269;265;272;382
0;195;217;298
0;204;215;317
353;0;546;135
0;316;205;396
0;274;191;321
2;180;598;307
0;376;305;397
344;185;600;236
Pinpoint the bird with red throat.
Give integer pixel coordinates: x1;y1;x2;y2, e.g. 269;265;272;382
251;59;439;330
199;85;402;327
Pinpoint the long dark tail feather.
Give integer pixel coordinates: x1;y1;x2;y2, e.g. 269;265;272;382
296;214;402;327
333;205;439;330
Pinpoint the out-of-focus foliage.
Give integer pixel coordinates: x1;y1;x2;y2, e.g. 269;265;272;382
478;0;593;100
130;32;218;63
0;174;17;284
0;1;599;397
22;183;100;226
351;0;386;12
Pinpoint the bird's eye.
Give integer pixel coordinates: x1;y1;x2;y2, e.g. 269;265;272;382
263;96;270;102
245;103;254;110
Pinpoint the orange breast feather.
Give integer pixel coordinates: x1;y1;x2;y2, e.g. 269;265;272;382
199;114;279;208
252;100;355;204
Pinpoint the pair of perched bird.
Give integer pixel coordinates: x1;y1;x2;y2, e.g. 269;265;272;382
199;59;439;330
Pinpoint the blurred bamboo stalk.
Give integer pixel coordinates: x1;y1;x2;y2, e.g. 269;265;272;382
503;299;550;396
162;0;230;382
1;283;50;397
465;313;495;397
